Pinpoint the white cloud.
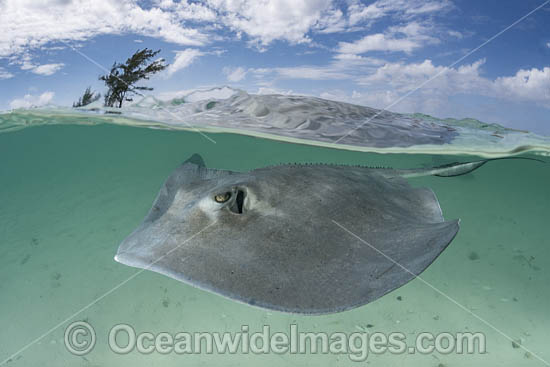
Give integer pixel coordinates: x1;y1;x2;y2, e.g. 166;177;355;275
0;0;209;58
246;56;384;82
448;30;463;39
332;1;452;56
248;65;346;80
546;42;550;49
20;61;36;71
0;0;460;66
347;0;452;25
0;0;343;59
11;53;65;75
332;53;385;65
337;21;438;55
30;63;64;76
0;67;13;79
223;66;247;82
203;0;453;46
356;59;497;110
358;59;479;90
338;33;421;54
11;54;64;75
159;0;217;21
273;66;350;80
494;67;550;105
10;91;55;109
165;49;204;76
313;6;347;34
324;59;550;114
208;0;334;45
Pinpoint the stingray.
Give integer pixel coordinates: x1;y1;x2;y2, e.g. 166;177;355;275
115;154;540;314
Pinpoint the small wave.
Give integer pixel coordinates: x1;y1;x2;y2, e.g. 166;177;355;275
1;86;549;157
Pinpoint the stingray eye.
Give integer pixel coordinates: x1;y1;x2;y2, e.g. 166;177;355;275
214;192;231;203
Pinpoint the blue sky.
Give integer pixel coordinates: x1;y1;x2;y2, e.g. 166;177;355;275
1;0;549;133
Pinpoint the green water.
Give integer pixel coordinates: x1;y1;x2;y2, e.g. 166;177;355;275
1;124;549;366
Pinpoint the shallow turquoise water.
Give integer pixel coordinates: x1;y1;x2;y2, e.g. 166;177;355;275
1;124;549;366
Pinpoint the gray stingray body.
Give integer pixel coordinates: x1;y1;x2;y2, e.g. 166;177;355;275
115;155;516;314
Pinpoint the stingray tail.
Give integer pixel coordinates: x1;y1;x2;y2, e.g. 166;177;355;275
387;156;545;179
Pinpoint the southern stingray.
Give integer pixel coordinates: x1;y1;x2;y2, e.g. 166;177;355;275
115;154;539;314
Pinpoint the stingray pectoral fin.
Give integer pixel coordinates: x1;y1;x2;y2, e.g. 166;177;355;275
310;219;461;314
374;219;461;284
232;219;460;314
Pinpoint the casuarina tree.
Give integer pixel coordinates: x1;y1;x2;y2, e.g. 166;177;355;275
100;48;168;108
72;87;101;107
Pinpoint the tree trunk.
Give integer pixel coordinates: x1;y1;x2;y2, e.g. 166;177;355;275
118;91;126;108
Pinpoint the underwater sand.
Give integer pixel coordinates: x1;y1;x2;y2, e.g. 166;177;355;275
0;124;549;366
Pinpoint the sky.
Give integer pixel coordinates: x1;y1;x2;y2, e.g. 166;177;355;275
0;0;549;134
